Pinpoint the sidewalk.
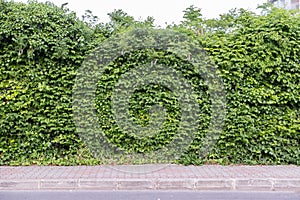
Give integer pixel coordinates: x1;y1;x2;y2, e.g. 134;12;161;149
1;165;300;191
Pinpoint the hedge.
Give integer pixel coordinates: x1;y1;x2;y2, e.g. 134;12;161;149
0;1;99;165
0;1;299;165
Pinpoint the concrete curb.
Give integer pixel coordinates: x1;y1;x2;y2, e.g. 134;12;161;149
1;178;300;191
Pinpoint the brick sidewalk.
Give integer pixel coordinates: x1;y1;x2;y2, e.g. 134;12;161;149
1;165;300;191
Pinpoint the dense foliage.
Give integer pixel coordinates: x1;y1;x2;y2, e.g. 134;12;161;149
197;7;300;164
0;1;299;165
0;1;99;165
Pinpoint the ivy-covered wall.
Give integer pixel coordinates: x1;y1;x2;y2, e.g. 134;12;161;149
0;1;97;165
201;8;300;164
0;1;299;165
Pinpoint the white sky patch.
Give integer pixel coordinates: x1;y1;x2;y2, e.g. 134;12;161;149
16;0;267;26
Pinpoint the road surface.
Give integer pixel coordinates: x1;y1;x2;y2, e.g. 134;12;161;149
1;191;300;200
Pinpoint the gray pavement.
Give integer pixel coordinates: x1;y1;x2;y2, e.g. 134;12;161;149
0;165;300;191
1;191;300;200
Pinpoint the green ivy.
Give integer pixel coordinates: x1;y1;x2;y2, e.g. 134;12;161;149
0;1;299;165
0;1;99;165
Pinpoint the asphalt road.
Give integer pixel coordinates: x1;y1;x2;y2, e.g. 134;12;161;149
1;191;300;200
